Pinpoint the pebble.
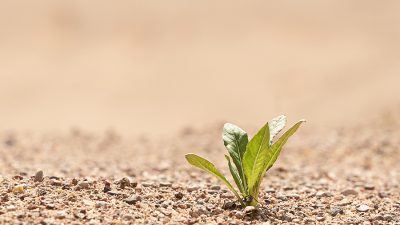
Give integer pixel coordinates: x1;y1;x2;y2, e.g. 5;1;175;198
341;189;358;196
222;201;235;210
383;214;393;221
210;185;220;190
124;195;141;205
6;205;16;211
378;192;389;198
103;180;111;193
337;200;352;206
286;193;300;199
276;194;287;201
12;185;25;194
187;185;200;192
190;206;208;218
330;206;343;216
373;215;384;220
78;181;90;189
160;182;172;187
119;177;130;189
357;204;369;212
265;188;275;193
364;184;375;190
243;206;256;215
316;191;332;198
234;211;244;219
174;192;184;199
34;170;44;182
95;201;107;208
55;210;66;219
304;218;315;223
142;182;154;187
316;216;325;221
50;179;62;186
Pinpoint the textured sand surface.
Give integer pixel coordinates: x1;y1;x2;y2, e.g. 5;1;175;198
1;112;399;224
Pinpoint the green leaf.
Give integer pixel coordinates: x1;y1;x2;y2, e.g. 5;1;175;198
253;119;306;197
269;115;287;143
222;123;248;193
266;119;306;171
225;155;245;195
185;154;244;206
243;123;270;195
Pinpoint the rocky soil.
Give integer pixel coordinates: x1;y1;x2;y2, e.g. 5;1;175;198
0;115;399;224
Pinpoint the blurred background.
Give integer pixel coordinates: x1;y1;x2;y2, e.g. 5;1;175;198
1;0;399;135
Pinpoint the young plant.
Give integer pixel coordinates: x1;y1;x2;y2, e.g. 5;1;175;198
185;115;305;207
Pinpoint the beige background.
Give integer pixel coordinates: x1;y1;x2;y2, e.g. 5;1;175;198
1;1;399;135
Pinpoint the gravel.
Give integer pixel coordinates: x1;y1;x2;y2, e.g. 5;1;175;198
1;113;400;224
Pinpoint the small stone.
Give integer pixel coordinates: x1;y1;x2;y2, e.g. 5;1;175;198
190;206;208;218
304;218;315;223
286;193;300;199
265;188;275;193
364;184;375;190
34;170;44;182
373;215;384;220
55;210;66;219
36;188;47;196
71;178;78;186
383;214;393;221
187;185;200;192
160;182;172;187
12;185;25;194
283;186;293;191
378;192;388;198
316;216;325;221
174;192;184;199
124;195;141;205
357;204;369;212
50;179;62;186
281;213;294;222
95;201;107;208
46;203;56;209
330;206;343;216
119;177;130;189
220;192;234;199
6;205;16;211
234;211;244;219
141;182;154;187
341;189;358;196
130;180;138;188
276;194;287;201
107;191;122;196
316;191;332;198
210;185;220;190
27;204;38;210
337;200;352;206
222;201;235;210
243;206;256;215
103;180;111;193
78;181;90;189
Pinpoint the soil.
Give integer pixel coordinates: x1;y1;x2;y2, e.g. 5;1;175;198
1;113;399;224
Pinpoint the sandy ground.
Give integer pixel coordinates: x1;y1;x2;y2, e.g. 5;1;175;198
1;111;399;224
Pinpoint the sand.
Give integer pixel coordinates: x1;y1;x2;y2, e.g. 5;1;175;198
1;112;399;224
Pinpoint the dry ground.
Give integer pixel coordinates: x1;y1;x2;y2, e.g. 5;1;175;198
1;112;399;224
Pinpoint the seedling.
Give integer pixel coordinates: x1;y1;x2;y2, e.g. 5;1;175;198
185;115;305;207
